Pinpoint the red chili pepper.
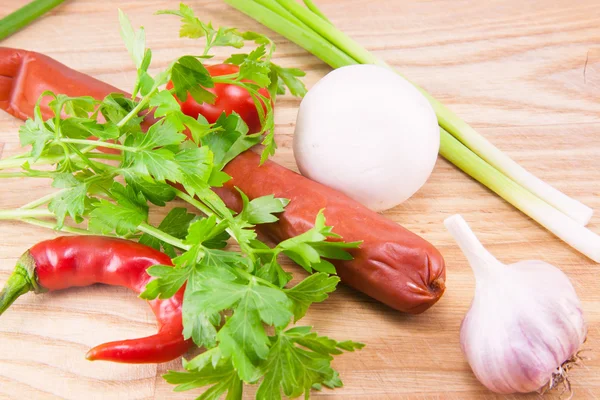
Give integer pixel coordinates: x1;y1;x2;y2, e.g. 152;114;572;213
0;236;192;364
167;64;270;133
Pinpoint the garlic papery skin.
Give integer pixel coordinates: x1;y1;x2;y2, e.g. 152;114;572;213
445;215;587;394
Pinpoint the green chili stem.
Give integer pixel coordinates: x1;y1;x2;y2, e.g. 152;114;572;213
0;257;36;315
0;0;65;41
137;222;191;251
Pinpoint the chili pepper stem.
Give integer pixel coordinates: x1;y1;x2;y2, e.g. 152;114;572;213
0;251;42;315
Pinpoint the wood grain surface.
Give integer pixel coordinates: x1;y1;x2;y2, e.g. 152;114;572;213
1;0;599;398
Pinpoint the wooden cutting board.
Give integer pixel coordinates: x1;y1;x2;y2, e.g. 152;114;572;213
0;0;599;398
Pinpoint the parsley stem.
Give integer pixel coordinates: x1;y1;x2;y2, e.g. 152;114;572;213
236;264;280;290
59;138;138;153
87;153;123;161
0;209;54;220
138;223;190;251
0;145;98;170
116;90;156;129
174;189;218;219
0;172;51;178
0;151;31;161
20;190;64;210
173;189;244;248
249;248;277;255
21;218;96;236
211;74;240;82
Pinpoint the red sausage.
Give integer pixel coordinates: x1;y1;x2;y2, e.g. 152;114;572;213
215;152;445;313
0;48;446;313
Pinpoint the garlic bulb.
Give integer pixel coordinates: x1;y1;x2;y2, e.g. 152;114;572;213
445;215;587;394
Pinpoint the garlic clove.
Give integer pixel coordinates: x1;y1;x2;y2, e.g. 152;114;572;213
445;215;587;394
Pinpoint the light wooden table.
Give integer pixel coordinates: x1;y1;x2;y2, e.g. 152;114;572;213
0;0;599;399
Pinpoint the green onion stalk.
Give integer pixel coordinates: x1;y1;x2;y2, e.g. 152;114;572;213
0;0;66;40
223;0;600;263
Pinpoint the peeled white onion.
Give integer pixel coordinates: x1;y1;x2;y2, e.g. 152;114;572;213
293;64;439;212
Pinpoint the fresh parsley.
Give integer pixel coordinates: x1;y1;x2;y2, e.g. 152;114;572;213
0;5;363;399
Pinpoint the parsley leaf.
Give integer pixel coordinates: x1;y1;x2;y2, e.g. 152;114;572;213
185;215;228;246
285;273;340;321
201;113;260;169
213;27;245;49
132;148;183;183
149;90;181;118
237;45;271;88
118;9;146;69
157;4;208;39
158;4;245;51
19;116;53;160
140;264;190;300
271;64;308;97
48;173;88;228
171;56;215;104
276;210;362;274
123;171;176;206
139;207;195;257
256;327;364;399
139;119;187;149
88;182;148;236
237;190;289;225
176;146;215;197
256;258;292;288
164;358;242;399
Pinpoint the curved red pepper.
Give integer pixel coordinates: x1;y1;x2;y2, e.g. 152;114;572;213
0;236;192;364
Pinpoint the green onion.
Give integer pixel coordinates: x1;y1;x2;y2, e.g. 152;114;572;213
302;0;331;24
0;0;65;41
266;0;593;226
440;131;600;263
224;0;600;262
